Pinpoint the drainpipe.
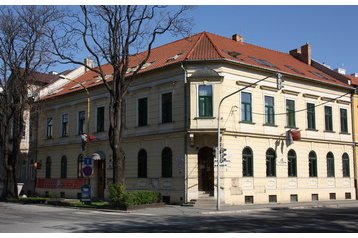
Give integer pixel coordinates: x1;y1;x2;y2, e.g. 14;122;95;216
181;63;188;204
351;88;358;199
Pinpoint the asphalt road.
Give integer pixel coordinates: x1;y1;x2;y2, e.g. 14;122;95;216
1;202;358;232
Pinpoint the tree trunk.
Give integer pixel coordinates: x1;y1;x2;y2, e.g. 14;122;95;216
109;95;125;185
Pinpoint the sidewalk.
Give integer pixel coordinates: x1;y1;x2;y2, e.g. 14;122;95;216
190;199;358;215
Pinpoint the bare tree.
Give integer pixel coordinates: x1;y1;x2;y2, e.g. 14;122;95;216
0;6;59;199
49;5;192;185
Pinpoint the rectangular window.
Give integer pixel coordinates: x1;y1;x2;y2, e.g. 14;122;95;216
307;103;316;130
62;114;68;137
138;97;148;126
97;106;105;132
286;99;296;128
324;106;333;131
264;96;275;125
198;85;213;117
241;92;252;122
340;108;348;133
78;111;86;134
161;92;172;123
46;117;53;138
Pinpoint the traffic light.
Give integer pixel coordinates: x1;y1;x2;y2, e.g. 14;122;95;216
220;147;227;162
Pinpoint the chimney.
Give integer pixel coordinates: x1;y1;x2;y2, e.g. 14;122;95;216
48;71;58;75
232;34;244;43
84;57;94;71
289;48;301;58
300;43;312;65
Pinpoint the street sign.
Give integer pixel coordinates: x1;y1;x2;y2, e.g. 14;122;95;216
80;184;91;204
84;157;92;165
83;166;93;177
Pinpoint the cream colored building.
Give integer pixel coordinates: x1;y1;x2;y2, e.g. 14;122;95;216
35;32;356;205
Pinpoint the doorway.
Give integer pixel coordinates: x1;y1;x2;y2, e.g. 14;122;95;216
198;147;214;192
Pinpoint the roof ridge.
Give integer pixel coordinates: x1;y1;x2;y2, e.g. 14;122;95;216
184;31;206;59
206;31;290;57
204;32;225;58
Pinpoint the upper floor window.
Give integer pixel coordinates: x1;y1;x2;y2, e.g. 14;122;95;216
138;97;148;126
198;85;213;117
286;99;296;128
309;151;317;177
287;149;297;177
138;149;147;178
45;156;51;179
342;153;350;177
340;108;348;133
46;117;53;139
264;96;275;125
241;92;252;122
242;147;253;177
78;111;86;134
62;114;69;137
161;92;172;123
61;156;67;179
97;106;105;132
307;103;316;130
266;148;276;177
161;147;173;178
326;152;335;177
324;106;333;131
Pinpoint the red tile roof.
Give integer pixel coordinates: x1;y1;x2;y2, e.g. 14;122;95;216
43;31;350;100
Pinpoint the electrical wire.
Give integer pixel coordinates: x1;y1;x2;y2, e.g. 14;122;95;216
234;90;353;117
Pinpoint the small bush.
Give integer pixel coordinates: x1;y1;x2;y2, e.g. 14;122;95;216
109;184;160;209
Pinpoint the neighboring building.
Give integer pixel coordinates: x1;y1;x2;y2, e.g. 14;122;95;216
35;32;355;205
17;63;90;196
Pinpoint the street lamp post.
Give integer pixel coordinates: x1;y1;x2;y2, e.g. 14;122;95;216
216;72;282;211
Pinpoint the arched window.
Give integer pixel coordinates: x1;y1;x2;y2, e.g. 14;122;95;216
161;147;172;178
309;151;317;177
77;154;83;178
242;147;253;177
266;148;276;177
138;149;147;178
288;150;297;177
45;157;51;179
342;153;350;177
61;156;67;179
326;152;335;177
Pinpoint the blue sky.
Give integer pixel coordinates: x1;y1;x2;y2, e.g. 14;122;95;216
49;5;358;75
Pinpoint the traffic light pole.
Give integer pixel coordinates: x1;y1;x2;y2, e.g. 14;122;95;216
216;72;282;211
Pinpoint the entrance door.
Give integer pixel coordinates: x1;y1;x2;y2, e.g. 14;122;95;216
96;160;105;198
198;147;214;192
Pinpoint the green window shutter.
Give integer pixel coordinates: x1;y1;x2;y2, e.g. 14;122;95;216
162;92;173;123
265;96;275;125
198;85;213;117
286;99;295;128
138;98;148;126
241;92;252;122
340;108;348;133
307;103;316;129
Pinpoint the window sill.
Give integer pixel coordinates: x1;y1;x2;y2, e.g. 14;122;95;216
285;126;298;129
263;123;278;127
324;130;336;133
194;117;216;120
239;121;255;125
159;121;174;125
136;125;150;128
46;137;53;140
306;128;318;132
340;132;350;135
61;135;69;138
